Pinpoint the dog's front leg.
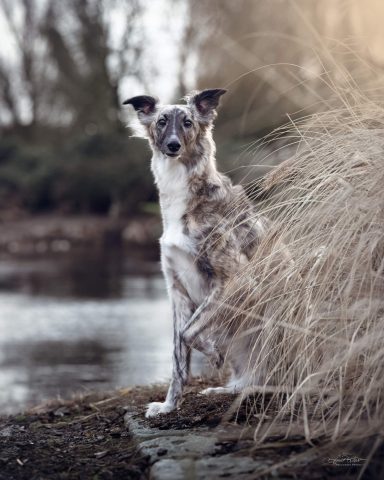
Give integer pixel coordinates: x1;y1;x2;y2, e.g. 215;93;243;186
145;287;192;418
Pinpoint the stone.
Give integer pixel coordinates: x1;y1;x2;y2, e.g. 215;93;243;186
195;455;271;479
150;459;194;480
140;433;218;460
124;407;286;479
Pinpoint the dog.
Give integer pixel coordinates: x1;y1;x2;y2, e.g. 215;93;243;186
124;89;267;417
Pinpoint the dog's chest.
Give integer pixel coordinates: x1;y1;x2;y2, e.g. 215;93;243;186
160;201;207;306
154;155;208;305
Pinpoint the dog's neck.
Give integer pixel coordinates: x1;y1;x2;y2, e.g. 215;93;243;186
151;133;219;196
150;133;221;228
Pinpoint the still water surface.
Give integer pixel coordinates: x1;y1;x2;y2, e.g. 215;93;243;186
0;250;202;414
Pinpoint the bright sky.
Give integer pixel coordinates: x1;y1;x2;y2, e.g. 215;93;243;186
140;0;189;101
112;0;191;103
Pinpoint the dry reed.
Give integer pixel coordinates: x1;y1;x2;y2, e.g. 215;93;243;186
212;95;384;474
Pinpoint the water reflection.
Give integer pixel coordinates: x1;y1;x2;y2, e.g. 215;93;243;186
0;250;201;414
0;248;160;299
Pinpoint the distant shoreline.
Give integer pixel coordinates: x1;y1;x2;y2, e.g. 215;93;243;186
0;213;161;259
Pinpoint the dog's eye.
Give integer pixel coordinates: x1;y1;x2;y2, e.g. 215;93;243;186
157;119;166;127
184;120;193;128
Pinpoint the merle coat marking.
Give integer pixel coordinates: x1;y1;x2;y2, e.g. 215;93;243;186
124;89;267;417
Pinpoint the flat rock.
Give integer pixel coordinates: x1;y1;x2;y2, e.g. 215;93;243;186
150;459;194;480
140;433;218;459
124;407;270;480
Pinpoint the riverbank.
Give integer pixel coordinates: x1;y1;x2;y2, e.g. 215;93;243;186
0;382;377;479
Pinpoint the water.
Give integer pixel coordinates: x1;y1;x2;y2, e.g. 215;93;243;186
0;250;196;414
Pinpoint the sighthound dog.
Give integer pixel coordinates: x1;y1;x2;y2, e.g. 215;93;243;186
124;89;267;417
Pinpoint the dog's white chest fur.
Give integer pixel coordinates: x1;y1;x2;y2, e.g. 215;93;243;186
152;153;207;306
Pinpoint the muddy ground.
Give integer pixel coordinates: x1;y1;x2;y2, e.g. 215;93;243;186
0;388;149;480
0;381;235;480
0;382;382;479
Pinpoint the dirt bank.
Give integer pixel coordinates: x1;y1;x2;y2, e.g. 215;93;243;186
1;382;380;479
0;388;149;480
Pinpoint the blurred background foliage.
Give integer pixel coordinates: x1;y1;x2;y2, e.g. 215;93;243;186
0;0;383;217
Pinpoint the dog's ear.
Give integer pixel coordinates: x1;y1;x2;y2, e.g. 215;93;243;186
187;89;227;122
123;95;158;115
123;95;158;136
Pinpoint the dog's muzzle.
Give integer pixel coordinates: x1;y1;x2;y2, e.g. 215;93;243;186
166;141;181;156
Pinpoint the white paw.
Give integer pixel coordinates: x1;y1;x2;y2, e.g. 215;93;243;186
145;401;175;418
200;386;232;395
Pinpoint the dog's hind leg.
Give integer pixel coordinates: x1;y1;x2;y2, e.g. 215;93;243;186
181;287;225;368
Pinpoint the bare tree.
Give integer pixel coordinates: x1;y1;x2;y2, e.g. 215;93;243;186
0;0;145;141
0;0;46;138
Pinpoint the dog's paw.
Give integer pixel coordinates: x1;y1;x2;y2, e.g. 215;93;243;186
145;401;175;418
199;387;238;395
199;386;231;395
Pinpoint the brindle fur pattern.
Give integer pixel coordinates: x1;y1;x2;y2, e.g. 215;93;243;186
124;89;267;417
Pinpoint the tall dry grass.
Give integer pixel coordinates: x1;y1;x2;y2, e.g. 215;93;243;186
214;94;384;473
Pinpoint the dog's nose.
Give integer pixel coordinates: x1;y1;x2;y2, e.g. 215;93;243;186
167;141;181;152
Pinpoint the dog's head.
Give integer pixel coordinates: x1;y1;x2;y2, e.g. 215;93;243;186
124;89;226;158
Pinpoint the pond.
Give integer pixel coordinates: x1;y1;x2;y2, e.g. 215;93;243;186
0;249;204;414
